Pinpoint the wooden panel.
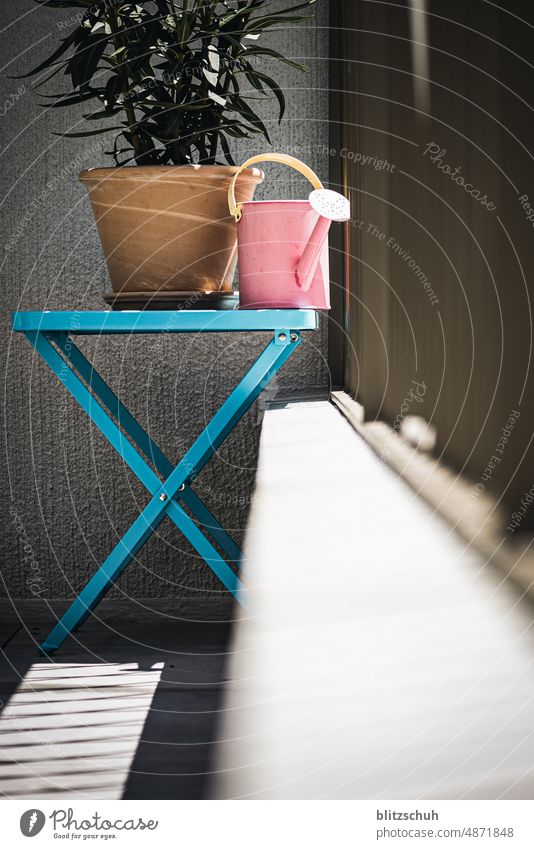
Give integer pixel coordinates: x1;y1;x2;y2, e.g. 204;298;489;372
214;401;534;799
327;2;347;388
336;0;534;527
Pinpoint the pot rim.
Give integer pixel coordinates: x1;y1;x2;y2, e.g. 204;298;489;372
240;199;312;206
79;164;264;183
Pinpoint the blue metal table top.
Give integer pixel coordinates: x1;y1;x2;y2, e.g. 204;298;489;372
12;309;318;334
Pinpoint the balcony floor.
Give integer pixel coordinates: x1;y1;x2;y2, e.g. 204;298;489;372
0;597;234;799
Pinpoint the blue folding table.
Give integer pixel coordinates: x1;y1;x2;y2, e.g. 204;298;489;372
12;309;317;654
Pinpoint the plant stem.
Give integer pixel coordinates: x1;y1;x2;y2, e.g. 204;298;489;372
124;102;143;163
108;4;144;164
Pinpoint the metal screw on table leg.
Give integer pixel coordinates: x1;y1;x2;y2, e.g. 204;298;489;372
290;333;298;342
159;493;167;501
178;483;185;492
278;333;287;342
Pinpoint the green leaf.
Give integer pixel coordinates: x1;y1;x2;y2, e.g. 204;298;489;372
137;99;208;111
217;32;245;53
224;124;256;139
219;132;235;165
254;0;316;17
53;125;122;138
228;94;271;143
104;74;124;113
66;33;107;89
84;106;122;119
34;1;93;7
245;69;285;121
243;46;307;71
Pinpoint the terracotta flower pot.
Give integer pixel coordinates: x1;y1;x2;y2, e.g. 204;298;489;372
79;164;263;294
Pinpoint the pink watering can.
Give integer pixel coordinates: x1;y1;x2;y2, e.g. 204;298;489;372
228;153;350;309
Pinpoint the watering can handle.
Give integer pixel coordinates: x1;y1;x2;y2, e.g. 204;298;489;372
228;153;324;222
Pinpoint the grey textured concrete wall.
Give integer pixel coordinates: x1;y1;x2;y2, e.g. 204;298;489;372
1;1;330;599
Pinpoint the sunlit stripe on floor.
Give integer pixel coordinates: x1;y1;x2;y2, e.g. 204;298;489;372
0;662;163;799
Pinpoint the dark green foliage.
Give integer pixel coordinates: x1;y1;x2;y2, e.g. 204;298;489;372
25;0;316;165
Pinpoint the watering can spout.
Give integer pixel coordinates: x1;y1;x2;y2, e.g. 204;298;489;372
295;217;332;290
295;189;351;292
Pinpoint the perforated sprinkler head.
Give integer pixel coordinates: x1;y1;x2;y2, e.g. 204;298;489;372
308;188;351;222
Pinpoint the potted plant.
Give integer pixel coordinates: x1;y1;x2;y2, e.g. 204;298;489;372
24;0;316;306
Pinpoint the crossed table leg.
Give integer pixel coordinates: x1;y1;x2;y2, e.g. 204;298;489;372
24;327;301;654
